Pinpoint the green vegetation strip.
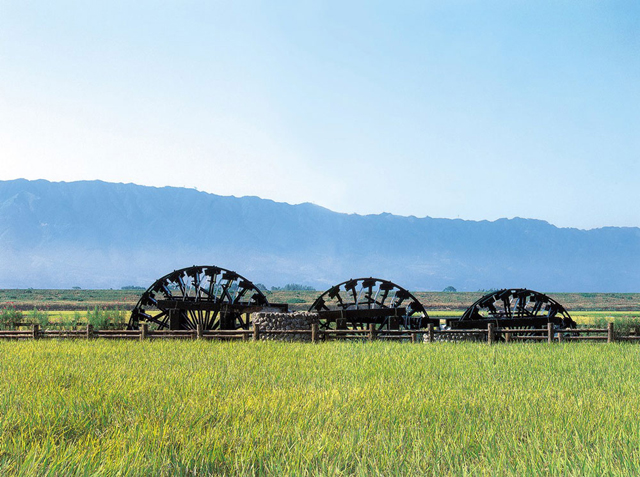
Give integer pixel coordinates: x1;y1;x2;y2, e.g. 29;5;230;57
2;341;640;475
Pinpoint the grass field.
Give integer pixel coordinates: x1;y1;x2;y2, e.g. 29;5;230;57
2;340;640;475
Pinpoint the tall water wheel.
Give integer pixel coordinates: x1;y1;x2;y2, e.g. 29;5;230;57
128;265;285;330
309;277;437;331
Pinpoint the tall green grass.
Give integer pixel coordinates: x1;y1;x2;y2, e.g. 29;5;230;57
0;305;22;329
591;314;640;338
85;306;126;329
1;341;640;475
0;307;128;330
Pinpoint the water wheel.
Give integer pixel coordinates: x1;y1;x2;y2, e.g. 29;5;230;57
448;288;575;338
309;277;435;331
128;265;270;330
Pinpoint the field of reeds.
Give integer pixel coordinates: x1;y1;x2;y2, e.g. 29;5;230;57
2;339;640;475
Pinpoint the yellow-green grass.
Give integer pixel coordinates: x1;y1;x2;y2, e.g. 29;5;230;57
6;309;128;328
30;310;86;322
427;310;462;317
2;340;640;475
572;312;640;326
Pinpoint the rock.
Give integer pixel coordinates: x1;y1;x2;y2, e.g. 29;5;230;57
250;311;319;342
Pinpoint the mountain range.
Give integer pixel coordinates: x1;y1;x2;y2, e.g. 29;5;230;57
0;179;638;292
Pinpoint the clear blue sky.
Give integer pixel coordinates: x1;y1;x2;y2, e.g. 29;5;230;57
1;1;638;229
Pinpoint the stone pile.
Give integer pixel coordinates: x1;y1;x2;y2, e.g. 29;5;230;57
251;311;319;342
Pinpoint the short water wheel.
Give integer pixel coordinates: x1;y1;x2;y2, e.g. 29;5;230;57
448;288;575;338
309;277;436;331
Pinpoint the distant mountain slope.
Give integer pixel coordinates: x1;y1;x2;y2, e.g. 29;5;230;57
0;179;638;291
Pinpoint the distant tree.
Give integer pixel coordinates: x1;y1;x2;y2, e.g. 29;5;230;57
254;283;268;292
121;286;145;290
283;283;316;291
443;286;457;292
271;284;316;291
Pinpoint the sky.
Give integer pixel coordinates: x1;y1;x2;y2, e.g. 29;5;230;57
0;0;638;230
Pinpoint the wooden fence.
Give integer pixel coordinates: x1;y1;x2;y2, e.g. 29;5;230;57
0;322;635;344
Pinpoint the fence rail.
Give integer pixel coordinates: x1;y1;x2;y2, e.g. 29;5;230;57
0;322;626;344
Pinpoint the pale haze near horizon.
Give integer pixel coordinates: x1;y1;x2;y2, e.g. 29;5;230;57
0;1;638;230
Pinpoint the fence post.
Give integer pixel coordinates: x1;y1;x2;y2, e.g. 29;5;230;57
196;323;203;340
86;324;93;340
410;332;416;344
311;322;318;343
253;324;260;341
547;322;553;344
557;328;564;343
368;323;376;341
427;323;434;343
504;330;511;343
608;322;615;343
32;324;39;340
140;323;148;341
487;323;494;345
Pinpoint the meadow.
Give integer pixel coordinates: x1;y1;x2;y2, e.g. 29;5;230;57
2;340;640;475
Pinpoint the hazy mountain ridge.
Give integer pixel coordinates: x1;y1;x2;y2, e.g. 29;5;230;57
0;179;638;291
